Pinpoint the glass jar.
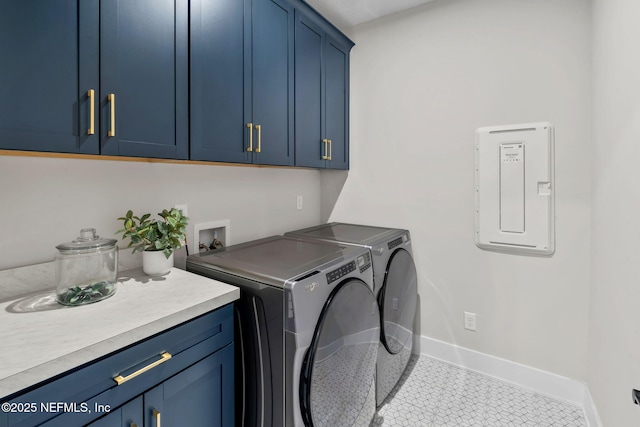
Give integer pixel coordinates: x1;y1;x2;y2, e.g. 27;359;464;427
55;228;118;306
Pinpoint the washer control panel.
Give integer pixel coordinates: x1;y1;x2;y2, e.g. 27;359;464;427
326;261;356;284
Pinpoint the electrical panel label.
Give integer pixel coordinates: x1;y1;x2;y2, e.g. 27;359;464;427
500;143;525;233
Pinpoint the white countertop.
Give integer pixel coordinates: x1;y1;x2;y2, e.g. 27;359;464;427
0;263;239;399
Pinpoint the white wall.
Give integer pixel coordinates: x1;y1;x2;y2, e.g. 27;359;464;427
324;0;592;381
0;155;321;271
589;0;640;424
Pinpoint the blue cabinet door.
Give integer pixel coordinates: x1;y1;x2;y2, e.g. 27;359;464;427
248;0;294;166
0;0;99;154
324;36;350;170
294;12;325;168
294;10;351;170
144;344;234;427
100;0;188;159
85;397;142;427
190;0;248;163
190;0;293;166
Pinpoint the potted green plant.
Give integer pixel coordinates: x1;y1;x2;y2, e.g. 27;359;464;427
116;208;189;276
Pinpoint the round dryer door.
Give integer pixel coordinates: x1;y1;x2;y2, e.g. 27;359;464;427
380;248;418;354
300;279;380;427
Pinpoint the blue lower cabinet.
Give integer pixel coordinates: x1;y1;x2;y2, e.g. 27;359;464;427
144;345;234;427
84;346;234;427
1;305;234;427
85;397;142;427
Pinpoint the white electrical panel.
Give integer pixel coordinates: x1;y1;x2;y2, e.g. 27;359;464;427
475;122;555;255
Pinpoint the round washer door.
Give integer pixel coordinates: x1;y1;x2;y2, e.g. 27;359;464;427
300;279;380;427
380;248;418;354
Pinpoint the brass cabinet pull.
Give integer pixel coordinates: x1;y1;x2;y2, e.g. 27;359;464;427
327;139;332;161
108;93;116;137
87;89;95;135
321;139;328;160
255;124;262;153
153;409;161;427
113;352;172;385
246;123;253;152
131;424;138;427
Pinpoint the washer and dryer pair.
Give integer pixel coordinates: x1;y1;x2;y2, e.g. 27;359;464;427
186;223;417;427
286;223;418;408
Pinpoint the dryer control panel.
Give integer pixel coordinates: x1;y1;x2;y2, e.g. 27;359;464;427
388;233;409;250
357;252;372;273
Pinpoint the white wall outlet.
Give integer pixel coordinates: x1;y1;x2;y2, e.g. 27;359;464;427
297;196;303;210
464;312;477;331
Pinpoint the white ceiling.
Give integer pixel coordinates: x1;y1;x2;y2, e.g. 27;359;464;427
304;0;435;30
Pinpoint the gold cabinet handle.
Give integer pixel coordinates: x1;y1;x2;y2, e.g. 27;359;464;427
108;93;116;137
246;123;253;152
87;89;95;135
131;424;139;427
113;352;172;385
255;124;261;153
321;139;328;160
327;139;332;161
153;409;161;427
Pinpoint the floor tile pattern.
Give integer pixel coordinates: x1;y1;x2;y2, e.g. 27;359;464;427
372;355;587;427
311;343;377;427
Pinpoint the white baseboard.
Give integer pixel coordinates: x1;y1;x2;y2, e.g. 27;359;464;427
418;335;602;427
582;387;603;427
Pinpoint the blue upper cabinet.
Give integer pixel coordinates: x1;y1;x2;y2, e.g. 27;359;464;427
294;13;324;168
0;0;187;159
249;0;295;166
100;0;188;159
1;0;349;168
190;0;246;163
0;0;99;154
324;36;350;169
191;0;294;166
294;8;353;169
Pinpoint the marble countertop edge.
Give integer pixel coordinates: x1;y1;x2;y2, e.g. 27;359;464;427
0;264;239;399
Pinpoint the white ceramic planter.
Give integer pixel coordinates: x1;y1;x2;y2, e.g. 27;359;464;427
142;251;174;276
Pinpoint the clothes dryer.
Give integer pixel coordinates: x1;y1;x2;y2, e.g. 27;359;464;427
186;236;379;427
285;223;417;406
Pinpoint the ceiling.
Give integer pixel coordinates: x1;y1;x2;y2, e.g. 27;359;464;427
304;0;435;30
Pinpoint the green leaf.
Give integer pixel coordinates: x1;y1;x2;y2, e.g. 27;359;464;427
157;221;168;234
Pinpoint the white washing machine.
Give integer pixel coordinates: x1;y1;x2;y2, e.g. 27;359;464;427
186;235;379;427
286;223;418;406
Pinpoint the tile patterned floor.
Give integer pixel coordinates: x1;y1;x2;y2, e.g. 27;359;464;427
372;355;587;427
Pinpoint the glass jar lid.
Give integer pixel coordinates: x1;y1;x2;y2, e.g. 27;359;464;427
56;228;117;252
